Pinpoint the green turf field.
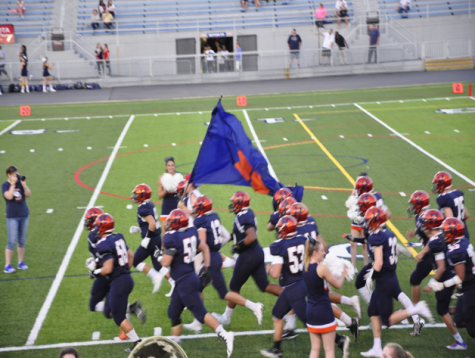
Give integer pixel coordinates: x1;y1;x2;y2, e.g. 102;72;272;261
0;83;474;357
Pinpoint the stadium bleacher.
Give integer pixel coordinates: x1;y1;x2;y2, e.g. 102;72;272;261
379;0;472;18
0;0;53;37
76;0;354;35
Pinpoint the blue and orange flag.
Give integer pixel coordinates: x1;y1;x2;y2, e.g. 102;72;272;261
189;99;302;198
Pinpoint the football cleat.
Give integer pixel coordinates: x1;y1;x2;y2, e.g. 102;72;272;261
229;191;250;213
357;193;378;216
131;183;152;204
288;202;308;223
440;218;465;244
192;195;213;217
278;197;297;217
360;347;382;357
364;207;387;234
93;213;115;236
84;207;104;231
130;301;146;325
218;330;234;358
125;340;142;353
166;209;189;231
183;319;203;334
414;301;434;324
281;329;298;340
260;347;283;358
349;318;360;342
151;270;165;294
253;303;264;325
337;335;350;358
275;216;298;240
350;295;361;319
354;176;373;196
446;341;467;350
432;171;452;193
410;318;425;336
407;190;430;216
212;312;231;326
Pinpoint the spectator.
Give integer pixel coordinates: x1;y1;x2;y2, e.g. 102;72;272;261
0;46;12;82
367;25;380;64
58;347;80;358
102;8;114;29
242;0;259;11
335;0;349;27
103;43;111;76
18;45;29;93
217;46;226;72
222;45;230;71
318;28;334;65
95;43;104;75
382;343;414;358
287;28;302;69
204;45;215;73
315;3;327;30
91;9;100;30
42;57;56;93
235;42;242;72
98;0;106;15
397;0;411;17
334;31;349;65
3;165;31;274
17;0;25;19
107;0;116;17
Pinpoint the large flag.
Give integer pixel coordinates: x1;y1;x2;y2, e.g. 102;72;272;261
189;99;295;197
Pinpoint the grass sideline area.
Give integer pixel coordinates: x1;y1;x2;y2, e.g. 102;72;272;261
0;83;474;357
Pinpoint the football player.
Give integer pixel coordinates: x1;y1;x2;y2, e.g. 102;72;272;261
422;211;467;350
360;207;434;357
91;213;142;353
182;196;263;334
430;218;475;339
213;191;283;326
130;184;174;295
84;208;145;341
406;190;431;335
267;188;293;231
432;171;470;239
157;209;235;357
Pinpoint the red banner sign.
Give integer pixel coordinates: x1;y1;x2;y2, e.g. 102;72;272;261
0;24;15;44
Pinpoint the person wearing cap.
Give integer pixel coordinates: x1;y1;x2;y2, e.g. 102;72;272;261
2;165;31;274
158;157;184;231
287;29;302;69
42;57;56;93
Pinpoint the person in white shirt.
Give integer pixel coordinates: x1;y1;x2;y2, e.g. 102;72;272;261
335;0;349;27
318;28;334;65
397;0;411;16
107;0;116;18
221;45;230;71
17;0;25;18
204;45;215;73
217;46;225;72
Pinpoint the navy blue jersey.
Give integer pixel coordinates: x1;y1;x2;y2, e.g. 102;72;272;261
303;262;330;306
268;211;280;227
137;202;161;239
415;212;431;247
447;238;475;291
437;190;466;222
368;229;398;276
232;209;258;250
270;234;307;287
193;213;222;253
297;217;319;241
163;227;199;282
88;231;100;256
95;233;130;280
428;233;454;279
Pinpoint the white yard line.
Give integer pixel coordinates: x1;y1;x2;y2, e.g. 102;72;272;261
3;323;447;353
25;115;136;346
354;104;475;187
242;109;278;181
0;120;21;136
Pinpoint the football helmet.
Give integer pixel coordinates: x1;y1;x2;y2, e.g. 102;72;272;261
276;215;298;239
432;171;452;193
131;183;152;204
176;180;187;199
229;191;250;213
288;202;308;223
419;209;444;231
273;188;292;211
166;209;189;231
363;207;387;234
408;190;430;216
84;207;104;231
192;195;213;217
354;176;373;196
94;213;115;236
440;217;465;244
357;193;378;216
278;197;297;217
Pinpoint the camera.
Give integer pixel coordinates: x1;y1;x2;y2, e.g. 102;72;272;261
16;174;26;181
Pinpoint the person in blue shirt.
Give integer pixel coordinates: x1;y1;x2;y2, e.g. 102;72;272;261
235;42;242;72
361;207;434;357
429;217;475;339
158;209;235;357
2;165;31;273
182;196;263;334
420;211;467;350
91;213;142;353
287;29;302;69
432;171;470;239
213;191;282;327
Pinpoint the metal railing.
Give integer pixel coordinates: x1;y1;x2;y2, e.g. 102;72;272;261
383;0;472;21
420;39;473;59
